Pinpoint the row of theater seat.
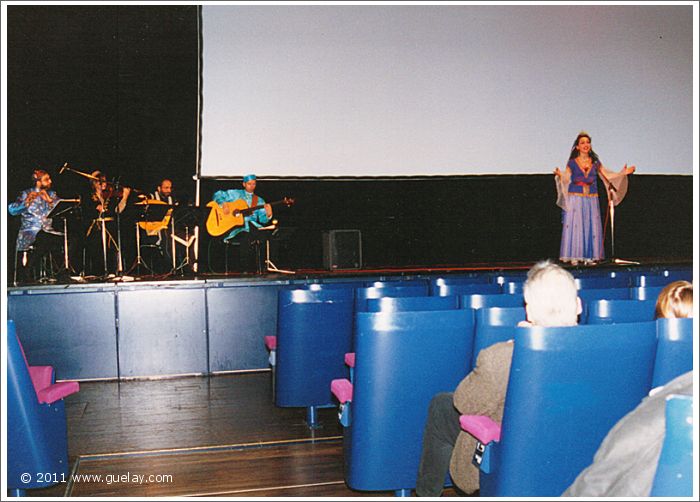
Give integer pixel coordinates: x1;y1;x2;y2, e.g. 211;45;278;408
266;267;692;496
330;316;692;496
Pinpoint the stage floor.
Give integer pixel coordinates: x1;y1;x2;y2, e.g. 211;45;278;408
8;256;693;289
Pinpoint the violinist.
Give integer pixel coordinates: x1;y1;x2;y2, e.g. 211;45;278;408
82;170;134;276
8;169;64;284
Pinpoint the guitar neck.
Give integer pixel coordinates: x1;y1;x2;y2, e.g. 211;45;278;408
240;199;286;215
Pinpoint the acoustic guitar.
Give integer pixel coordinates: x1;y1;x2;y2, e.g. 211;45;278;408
137;199;173;236
205;197;295;237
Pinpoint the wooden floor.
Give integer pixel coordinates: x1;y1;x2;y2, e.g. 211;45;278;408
25;372;461;497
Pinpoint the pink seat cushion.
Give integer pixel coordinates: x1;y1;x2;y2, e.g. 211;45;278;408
459;415;502;444
344;352;356;367
331;378;353;404
264;336;277;351
37;381;80;404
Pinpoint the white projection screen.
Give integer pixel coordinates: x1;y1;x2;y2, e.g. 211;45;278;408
199;4;694;178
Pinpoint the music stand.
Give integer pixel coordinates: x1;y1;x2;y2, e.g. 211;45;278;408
262;224;295;275
47;199;81;273
126;202;173;275
168;205;202;274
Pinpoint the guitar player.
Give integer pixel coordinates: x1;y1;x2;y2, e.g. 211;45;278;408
211;174;273;274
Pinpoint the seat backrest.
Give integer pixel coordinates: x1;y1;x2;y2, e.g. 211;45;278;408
354;284;429;302
635;271;693;287
431;282;502;297
586;299;656;324
346;309;473;491
275;288;355;407
460;292;524;310
481;322;657;496
575;276;631;290
364;278;429;288
360;294;460;313
652;318;693;388
471;307;526;368
629;286;664;301
650;395;693;497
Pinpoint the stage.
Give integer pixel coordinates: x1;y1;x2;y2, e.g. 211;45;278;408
7;257;693;383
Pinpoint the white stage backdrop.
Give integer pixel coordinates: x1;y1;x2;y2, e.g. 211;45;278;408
200;4;693;178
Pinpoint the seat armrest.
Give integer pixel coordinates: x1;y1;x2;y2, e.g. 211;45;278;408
28;365;55;393
460;415;501;444
37;381;80;404
331;378;353;404
264;336;277;351
344;352;356;367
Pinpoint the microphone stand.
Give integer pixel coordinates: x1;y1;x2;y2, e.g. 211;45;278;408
600;170;639;266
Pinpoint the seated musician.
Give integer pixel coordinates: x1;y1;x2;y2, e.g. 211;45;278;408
140;178;180;274
81;170;132;276
212;174;273;273
8;169;63;284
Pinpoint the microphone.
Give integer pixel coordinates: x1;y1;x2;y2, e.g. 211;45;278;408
59;162;68;174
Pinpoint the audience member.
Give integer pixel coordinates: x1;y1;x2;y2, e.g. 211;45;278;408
654;280;693;319
415;261;581;496
562;370;693;497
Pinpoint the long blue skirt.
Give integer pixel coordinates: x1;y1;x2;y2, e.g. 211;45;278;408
559;194;604;262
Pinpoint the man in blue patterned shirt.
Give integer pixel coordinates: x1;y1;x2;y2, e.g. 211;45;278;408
211;174;273;273
8;169;63;284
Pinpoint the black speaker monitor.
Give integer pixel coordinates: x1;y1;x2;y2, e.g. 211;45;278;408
323;230;362;270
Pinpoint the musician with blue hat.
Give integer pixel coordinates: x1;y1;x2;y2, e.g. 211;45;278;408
211;174;273;273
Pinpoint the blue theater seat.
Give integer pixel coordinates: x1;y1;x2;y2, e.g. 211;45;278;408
650;394;693;497
7;320;80;496
460;292;524;310
652;318;693;388
365;278;430;288
586;299;656;324
275;288;355;427
471;307;526;369
635;271;693;287
431;282;502;297
338;309;473;495
459;322;657;497
355;284;429;302
574;276;631;290
360;294;461;313
629;286;664;301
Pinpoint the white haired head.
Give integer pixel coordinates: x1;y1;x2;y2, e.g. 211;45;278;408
523;261;580;327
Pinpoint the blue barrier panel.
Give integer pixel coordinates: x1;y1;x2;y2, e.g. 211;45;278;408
117;285;208;377
652;318;693;388
365;278;430;288
7;286;119;380
207;282;283;371
479;322;657;496
276;288;355;407
345;309;473;492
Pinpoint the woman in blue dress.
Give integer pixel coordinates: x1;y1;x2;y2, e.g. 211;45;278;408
554;132;635;266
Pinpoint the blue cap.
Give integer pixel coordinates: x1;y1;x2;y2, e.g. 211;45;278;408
242;174;256;183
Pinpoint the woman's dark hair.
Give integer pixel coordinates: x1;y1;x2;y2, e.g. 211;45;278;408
568;132;600;163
